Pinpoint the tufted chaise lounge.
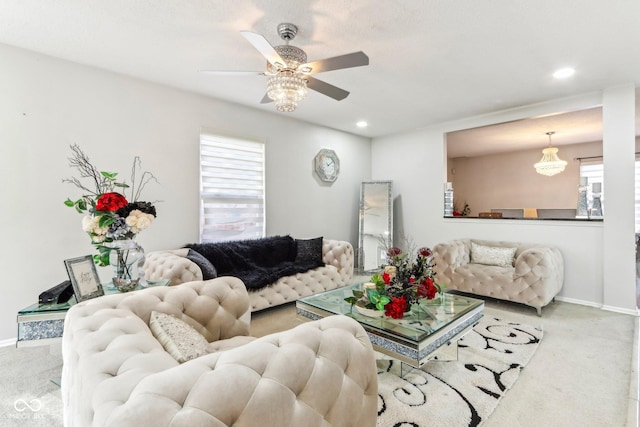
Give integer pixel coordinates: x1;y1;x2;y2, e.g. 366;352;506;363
144;239;354;312
61;277;378;427
432;239;564;315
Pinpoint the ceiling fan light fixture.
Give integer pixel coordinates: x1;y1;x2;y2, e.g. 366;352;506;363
267;72;308;112
534;132;568;176
204;23;369;112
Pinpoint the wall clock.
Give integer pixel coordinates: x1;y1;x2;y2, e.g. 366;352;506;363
314;149;340;182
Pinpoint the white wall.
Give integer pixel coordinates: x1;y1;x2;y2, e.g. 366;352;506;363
602;85;637;311
372;92;637;314
0;43;371;341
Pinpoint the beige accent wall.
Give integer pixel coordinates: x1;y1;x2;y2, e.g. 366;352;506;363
447;141;602;215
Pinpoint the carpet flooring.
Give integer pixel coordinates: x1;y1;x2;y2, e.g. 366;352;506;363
0;344;63;426
252;299;637;427
0;298;636;427
376;316;542;427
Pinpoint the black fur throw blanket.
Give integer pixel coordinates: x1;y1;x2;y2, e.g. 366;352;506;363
185;235;325;291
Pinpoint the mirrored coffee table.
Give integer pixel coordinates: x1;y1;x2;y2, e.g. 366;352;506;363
296;283;484;369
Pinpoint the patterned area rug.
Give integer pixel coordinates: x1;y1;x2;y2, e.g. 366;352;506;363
376;316;542;427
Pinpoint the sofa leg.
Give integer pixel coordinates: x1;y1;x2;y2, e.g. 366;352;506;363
536;307;542;317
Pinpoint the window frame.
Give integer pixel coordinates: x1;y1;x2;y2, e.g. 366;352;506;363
199;130;266;243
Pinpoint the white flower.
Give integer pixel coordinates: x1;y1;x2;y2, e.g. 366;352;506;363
82;215;108;236
125;209;154;233
91;234;106;243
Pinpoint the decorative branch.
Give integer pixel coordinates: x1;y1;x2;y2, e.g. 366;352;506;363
64;144;103;196
130;156;159;202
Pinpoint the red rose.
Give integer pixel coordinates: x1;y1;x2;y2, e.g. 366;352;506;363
95;192;128;212
418;247;432;258
382;272;391;285
409;277;415;283
387;247;402;258
384;296;408;319
418;277;438;299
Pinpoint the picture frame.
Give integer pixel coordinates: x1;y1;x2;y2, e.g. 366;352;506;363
64;255;104;302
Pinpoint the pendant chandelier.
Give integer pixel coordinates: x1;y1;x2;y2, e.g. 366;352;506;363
534;131;568;176
266;45;308;112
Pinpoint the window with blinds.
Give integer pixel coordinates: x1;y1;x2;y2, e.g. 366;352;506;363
579;160;604;208
199;131;265;242
580;159;640;232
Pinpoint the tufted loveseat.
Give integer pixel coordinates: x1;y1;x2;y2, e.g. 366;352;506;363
144;238;354;312
432;239;564;315
61;276;378;427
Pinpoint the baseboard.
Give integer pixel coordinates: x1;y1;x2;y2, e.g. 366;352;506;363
0;337;17;347
602;305;639;317
556;296;639;317
555;296;601;308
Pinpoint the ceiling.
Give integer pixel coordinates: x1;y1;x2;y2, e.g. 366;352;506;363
1;1;639;143
446;107;605;158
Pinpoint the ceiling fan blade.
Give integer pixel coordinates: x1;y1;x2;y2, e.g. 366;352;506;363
299;51;369;74
305;76;350;101
199;70;265;76
240;31;287;68
260;93;272;104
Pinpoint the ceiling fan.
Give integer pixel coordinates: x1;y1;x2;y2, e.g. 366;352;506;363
200;23;369;112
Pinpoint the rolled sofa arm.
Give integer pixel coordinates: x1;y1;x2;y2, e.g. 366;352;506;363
514;246;564;307
144;249;203;285
323;239;355;285
96;316;378;427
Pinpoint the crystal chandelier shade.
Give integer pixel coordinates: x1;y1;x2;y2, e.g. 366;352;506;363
534;132;568;176
267;72;307;112
266;45;308;112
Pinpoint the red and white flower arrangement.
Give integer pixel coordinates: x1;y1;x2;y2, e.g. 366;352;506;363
346;244;442;319
63;144;158;266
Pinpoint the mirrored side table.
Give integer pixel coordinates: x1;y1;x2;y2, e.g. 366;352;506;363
16;279;170;347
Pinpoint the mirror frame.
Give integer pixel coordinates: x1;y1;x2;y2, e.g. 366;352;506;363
358;180;393;272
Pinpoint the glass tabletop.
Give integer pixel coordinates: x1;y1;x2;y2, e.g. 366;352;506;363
298;283;484;343
19;279;171;315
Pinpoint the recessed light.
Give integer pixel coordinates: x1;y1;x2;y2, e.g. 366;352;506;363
356;121;368;128
553;67;575;79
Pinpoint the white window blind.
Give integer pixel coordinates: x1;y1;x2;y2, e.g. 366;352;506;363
199;132;265;242
580;158;640;232
579;159;604;208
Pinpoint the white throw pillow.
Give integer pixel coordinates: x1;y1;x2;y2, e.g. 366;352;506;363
149;311;209;363
470;242;516;268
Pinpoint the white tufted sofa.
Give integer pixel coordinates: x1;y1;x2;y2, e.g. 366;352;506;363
144;239;354;312
432;239;564;315
61;277;378;427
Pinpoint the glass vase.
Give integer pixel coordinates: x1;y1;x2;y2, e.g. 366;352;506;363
107;239;145;292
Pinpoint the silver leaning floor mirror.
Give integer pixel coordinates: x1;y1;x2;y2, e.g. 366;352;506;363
358;181;393;272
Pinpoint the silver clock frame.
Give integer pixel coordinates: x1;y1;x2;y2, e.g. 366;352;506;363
314;148;340;182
